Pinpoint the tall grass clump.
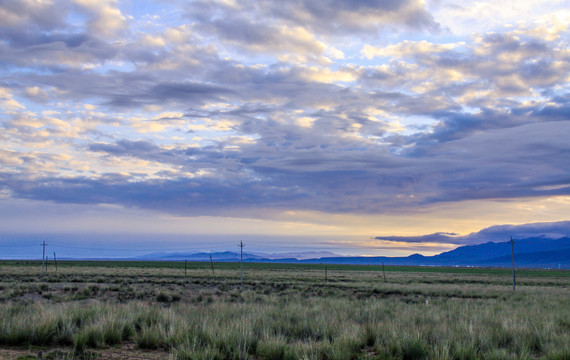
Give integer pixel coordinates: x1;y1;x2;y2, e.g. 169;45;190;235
73;325;104;351
212;321;259;359
257;336;289;360
0;303;76;346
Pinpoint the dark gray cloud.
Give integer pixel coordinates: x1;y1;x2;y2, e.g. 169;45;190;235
149;81;233;102
0;171;310;215
187;0;439;39
88;140;179;165
263;0;439;33
0;0;128;71
0;0;68;32
2;117;567;216
376;221;570;245
376;232;459;243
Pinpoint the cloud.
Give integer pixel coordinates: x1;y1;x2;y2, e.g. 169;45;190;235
72;0;127;38
463;221;570;243
432;0;570;36
0;0;67;31
0;87;24;110
0;0;568;229
362;40;459;59
270;0;439;33
375;221;570;245
147;81;233;103
200;18;327;61
187;0;439;38
2;118;567;217
0;148;23;167
375;232;460;243
88;139;190;169
0;0;127;70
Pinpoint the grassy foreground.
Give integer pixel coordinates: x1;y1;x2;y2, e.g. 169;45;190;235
0;262;568;360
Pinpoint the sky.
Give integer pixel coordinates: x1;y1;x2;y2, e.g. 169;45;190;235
1;0;569;259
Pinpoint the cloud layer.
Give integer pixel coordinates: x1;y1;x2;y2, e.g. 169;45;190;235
1;0;569;225
375;221;570;245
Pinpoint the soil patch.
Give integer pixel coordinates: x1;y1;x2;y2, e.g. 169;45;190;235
0;344;168;360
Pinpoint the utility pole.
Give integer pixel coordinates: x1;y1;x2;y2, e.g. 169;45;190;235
53;252;57;271
40;241;47;276
238;241;244;287
382;262;387;282
210;254;215;276
184;260;187;276
509;237;516;291
325;265;328;282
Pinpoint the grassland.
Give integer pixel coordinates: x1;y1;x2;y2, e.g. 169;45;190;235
0;261;568;360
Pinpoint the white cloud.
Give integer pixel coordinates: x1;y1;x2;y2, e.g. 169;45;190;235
433;0;570;35
72;0;126;37
326;47;345;60
362;40;459;59
0;87;25;110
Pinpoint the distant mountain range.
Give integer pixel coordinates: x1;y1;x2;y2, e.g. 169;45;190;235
134;250;341;262
132;236;570;269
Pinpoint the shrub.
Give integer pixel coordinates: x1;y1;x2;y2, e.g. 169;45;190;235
156;291;170;303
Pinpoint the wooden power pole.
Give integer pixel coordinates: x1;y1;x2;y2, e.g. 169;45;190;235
238;241;245;287
40;241;47;276
509;237;516;291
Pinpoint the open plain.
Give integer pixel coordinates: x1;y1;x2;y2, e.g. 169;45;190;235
0;261;568;360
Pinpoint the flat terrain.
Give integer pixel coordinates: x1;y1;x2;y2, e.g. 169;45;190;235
0;261;568;359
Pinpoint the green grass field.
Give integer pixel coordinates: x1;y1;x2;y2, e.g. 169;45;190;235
0;261;568;360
